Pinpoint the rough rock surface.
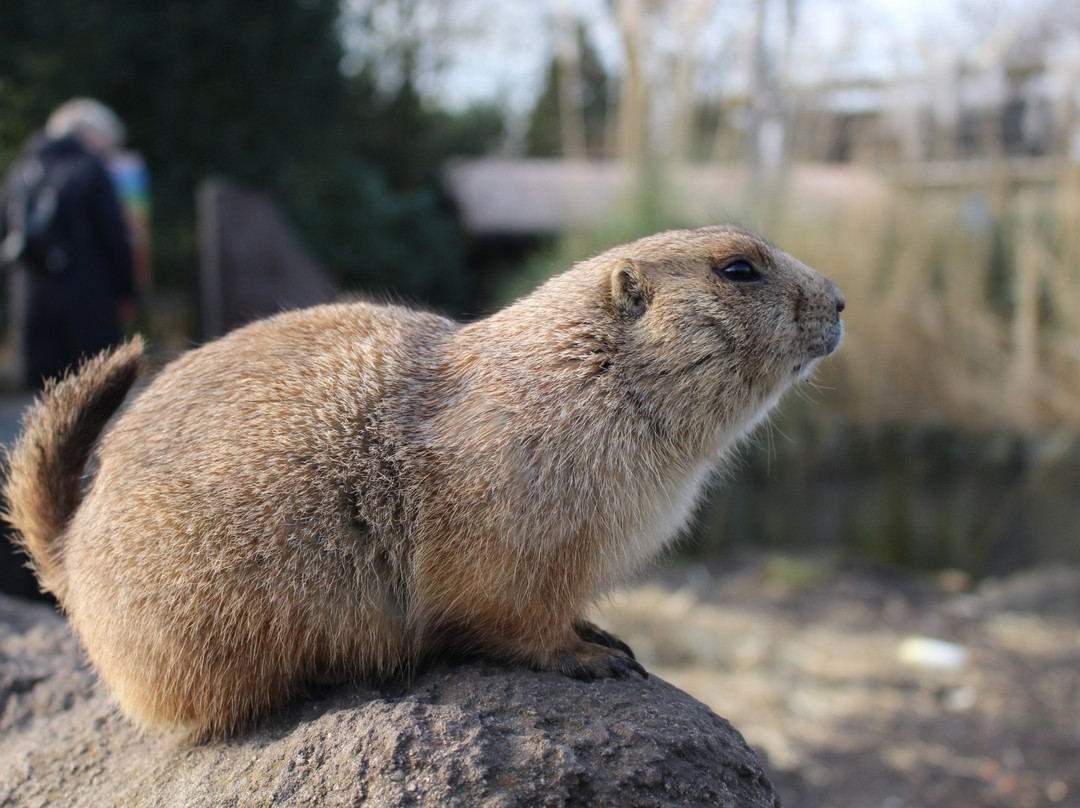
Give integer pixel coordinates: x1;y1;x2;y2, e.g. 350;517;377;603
0;595;779;807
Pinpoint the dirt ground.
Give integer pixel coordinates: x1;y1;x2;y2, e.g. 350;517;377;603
595;554;1080;808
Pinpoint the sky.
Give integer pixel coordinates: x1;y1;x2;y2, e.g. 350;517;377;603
343;0;1042;118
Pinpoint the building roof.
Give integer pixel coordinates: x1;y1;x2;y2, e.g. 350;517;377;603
443;158;888;236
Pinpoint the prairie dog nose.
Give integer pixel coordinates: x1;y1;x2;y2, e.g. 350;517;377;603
826;279;846;313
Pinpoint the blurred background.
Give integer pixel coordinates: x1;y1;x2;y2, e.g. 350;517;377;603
1;0;1078;805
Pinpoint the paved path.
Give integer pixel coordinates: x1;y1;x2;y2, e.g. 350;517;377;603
0;392;35;447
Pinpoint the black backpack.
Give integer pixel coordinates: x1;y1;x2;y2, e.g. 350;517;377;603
1;155;71;275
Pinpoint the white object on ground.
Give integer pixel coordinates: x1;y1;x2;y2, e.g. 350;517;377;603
897;636;969;671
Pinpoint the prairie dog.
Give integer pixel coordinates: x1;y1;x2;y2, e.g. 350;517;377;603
4;226;844;738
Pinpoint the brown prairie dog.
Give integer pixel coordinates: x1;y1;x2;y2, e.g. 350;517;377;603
3;225;844;739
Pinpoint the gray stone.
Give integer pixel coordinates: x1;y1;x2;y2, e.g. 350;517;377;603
977;565;1080;618
0;595;780;807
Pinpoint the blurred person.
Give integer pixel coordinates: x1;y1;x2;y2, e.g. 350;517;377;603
107;147;152;305
0;98;136;388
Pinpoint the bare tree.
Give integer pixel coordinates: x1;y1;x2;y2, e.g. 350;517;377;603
552;3;588;159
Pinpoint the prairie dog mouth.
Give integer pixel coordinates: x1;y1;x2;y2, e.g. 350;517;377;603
808;319;844;360
829;319;844;354
793;318;843;378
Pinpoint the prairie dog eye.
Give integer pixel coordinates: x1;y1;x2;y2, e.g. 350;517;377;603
714;260;762;284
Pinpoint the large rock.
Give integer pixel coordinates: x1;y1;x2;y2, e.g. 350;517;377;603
0;595;780;807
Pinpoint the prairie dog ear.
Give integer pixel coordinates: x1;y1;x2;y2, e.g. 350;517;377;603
610;261;653;319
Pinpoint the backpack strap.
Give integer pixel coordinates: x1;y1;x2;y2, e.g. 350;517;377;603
1;154;78;274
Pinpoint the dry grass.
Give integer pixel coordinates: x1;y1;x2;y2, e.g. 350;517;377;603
784;170;1080;431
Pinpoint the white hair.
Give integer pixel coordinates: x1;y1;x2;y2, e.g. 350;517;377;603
45;98;126;150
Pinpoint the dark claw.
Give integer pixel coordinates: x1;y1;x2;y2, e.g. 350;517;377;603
544;626;650;682
575;622;637;660
614;655;648;680
562;655;596;681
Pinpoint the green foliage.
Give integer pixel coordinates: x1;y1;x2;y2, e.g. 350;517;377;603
0;0;504;314
1;0;342;285
285;155;466;306
345;71;504;191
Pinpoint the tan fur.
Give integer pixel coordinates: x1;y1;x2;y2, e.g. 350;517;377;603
2;226;844;739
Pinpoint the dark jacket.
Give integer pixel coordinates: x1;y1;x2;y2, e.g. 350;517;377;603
0;134;136;384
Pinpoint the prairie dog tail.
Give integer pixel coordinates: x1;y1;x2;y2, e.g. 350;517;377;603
3;337;145;600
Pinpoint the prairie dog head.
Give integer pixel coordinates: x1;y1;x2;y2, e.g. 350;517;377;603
601;225;845;446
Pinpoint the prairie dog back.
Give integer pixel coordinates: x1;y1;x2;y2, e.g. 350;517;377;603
66;303;455;736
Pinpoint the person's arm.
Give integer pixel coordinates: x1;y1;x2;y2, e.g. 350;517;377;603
89;161;136;301
0;171;12;246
